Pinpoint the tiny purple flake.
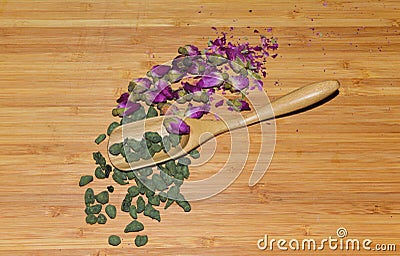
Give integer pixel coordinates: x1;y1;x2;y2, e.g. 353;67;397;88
215;99;224;108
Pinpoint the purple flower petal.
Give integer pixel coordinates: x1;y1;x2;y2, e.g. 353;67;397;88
155;79;169;91
228;98;251;111
123;102;141;116
145;91;167;105
197;72;224;89
215;99;224;108
150;65;171;78
163;117;190;135
255;79;263;91
230;75;249;91
238;99;250;111
117;92;130;108
162;86;174;100
185;104;210;119
182;81;201;94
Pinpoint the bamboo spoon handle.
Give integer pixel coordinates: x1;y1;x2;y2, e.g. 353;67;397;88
225;80;340;130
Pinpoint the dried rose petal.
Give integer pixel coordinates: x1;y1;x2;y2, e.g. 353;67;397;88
197;71;224;89
163;117;190;135
215;99;224;108
185;104;210;119
230;75;249;91
144;91;167;105
150;65;171;78
123;102;141;116
117;92;130;108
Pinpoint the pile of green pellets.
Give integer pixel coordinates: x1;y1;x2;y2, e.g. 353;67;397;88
79;103;199;247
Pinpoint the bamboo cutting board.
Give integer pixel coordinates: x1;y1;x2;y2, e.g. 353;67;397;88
0;1;399;255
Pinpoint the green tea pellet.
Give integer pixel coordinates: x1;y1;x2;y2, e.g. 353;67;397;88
169;134;181;147
177;200;191;212
95;191;109;205
125;138;141;152
94;166;106;179
135;235;148;247
150;143;162;153
85;204;102;215
189;149;200;159
107;122;120;136
146;106;158;118
177;157;191;166
79;175;93;187
86;214;98;225
107;185;114;193
136;196;145;213
167;186;180;198
159;192;167;203
162;136;171;152
124;220;144;233
179;165;190;179
164;199;174;210
121;194;132;212
145;132;162;143
93;151;106;167
112;172;129;185
104;164;112;178
97;213;107;224
137;167;153;177
129;205;138;219
126;170;136;180
128;186;140;197
108;235;121;246
165;160;177;174
94;134;106;145
192;92;202;102
152;174;168;191
200;92;209;103
160;171;174;186
130;106;146;121
148;195;160;206
84;188;95;206
109;143;122;156
105;204;117;219
144;204;161;222
144;184;155;198
125;152;140;163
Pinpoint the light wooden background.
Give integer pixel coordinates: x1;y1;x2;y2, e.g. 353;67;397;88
0;1;399;255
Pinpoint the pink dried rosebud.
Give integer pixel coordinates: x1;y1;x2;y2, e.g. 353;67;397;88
163;117;190;135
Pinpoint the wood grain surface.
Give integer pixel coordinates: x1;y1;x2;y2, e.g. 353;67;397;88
0;0;399;255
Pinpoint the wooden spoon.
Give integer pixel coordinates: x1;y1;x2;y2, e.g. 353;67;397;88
108;80;340;171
